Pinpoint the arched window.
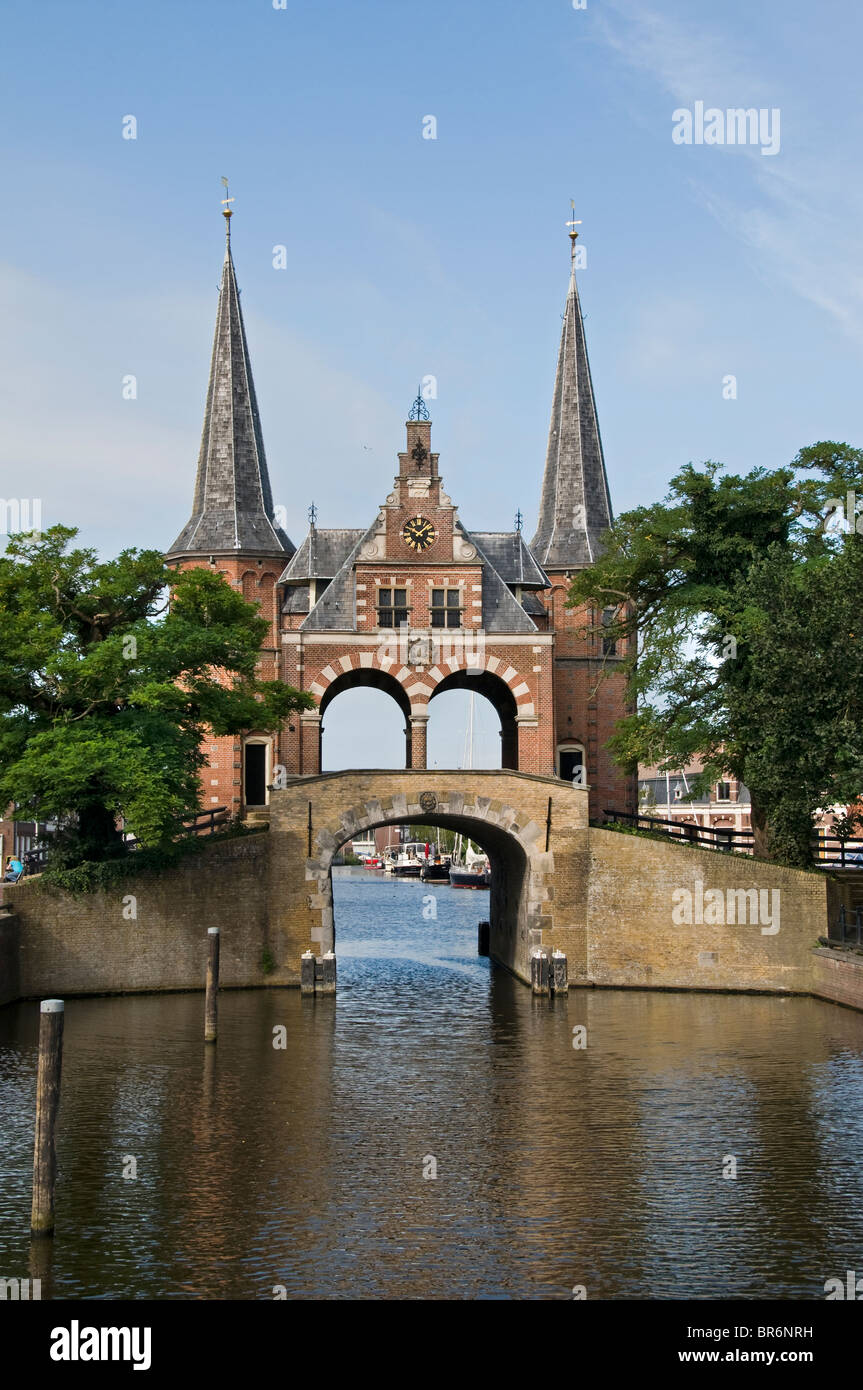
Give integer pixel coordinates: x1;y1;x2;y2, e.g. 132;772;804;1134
557;743;586;784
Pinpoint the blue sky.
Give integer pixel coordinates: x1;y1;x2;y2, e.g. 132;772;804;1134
2;0;861;766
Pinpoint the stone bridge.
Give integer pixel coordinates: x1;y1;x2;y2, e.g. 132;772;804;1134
268;769;587;984
266;769;833;991
1;769;846;1005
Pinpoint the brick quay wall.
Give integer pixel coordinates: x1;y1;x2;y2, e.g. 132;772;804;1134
0;814;860;1015
1;833;289;1001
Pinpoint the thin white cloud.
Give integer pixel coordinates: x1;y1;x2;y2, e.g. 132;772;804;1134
0;261;399;552
595;0;863;344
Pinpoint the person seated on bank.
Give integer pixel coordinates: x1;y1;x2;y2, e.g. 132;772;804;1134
3;855;23;882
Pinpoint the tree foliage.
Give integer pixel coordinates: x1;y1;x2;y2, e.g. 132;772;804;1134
568;442;863;865
0;526;312;864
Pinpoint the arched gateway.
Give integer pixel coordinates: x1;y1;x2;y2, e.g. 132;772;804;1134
156;216;823;1004
164;210;638;826
266;770;590;984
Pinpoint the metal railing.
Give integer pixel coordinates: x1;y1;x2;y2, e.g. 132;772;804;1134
603;809;754;854
18;806;230;875
185;807;229;837
813;836;863;869
829;904;863;946
605;810;863;869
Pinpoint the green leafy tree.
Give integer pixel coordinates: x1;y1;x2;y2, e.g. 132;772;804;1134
569;443;863;865
0;525;312;864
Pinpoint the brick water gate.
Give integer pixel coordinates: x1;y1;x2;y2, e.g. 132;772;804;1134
165;211;639;826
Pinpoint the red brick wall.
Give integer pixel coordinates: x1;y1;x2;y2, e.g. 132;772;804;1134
540;571;636;819
170;554;284;816
279;633;555;776
355;564;483;633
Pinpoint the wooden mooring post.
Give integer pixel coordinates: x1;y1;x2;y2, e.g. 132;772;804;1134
531;949;550;995
204;927;220;1043
31;999;64;1237
301;949;316;995
477;920;490;956
318;950;337;995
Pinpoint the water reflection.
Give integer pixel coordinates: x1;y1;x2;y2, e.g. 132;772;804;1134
0;867;861;1299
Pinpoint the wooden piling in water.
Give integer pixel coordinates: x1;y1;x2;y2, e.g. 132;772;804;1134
318;950;337;995
531;949;550;996
551;950;569;994
204;927;220;1043
477;920;490;956
31;999;64;1237
300;950;316;995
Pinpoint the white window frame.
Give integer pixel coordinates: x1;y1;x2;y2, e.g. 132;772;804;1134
429;585;464;630
556;742;586;784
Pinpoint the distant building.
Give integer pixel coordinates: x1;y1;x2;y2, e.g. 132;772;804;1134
0;809;42;870
637;761;751;837
638;761;861;852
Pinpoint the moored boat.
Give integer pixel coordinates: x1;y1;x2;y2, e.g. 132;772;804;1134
390;840;426;877
421;857;451;882
392;858;423;877
449;862;490;889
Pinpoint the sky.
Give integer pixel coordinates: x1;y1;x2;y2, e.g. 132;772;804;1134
2;0;861;767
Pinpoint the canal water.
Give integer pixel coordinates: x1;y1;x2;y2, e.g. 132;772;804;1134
1;866;863;1300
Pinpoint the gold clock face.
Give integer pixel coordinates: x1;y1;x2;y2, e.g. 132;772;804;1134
402;516;437;552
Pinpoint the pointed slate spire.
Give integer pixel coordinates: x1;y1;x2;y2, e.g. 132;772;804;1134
167;206;292;559
531;220;613;571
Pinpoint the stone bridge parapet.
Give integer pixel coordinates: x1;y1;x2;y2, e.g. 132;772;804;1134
267;769;589;983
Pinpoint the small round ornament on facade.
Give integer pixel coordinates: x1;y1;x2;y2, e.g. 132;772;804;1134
419;791;437;813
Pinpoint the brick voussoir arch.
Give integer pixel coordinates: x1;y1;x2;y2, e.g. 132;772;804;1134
425;651;536;717
307;650;406;700
305;647;535;716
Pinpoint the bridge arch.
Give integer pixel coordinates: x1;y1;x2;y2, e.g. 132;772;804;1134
241;771;825;998
264;770;587;982
324;808;528;962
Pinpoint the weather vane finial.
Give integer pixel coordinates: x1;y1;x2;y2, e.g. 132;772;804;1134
308;502;317;527
408;384;430;422
566;198;582;266
515;508;523;533
221;177;234;239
